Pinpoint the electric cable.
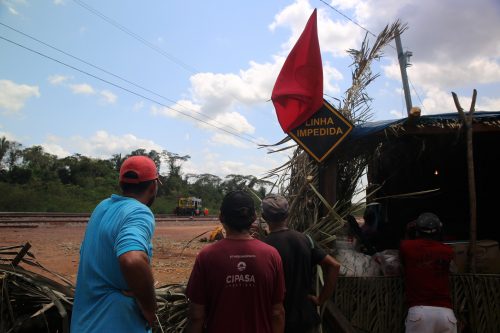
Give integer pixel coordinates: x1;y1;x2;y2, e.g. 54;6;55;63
0;22;262;143
409;77;425;109
72;0;198;74
0;35;263;147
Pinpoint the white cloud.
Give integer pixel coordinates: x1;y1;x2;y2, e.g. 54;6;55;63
210;133;251;149
8;6;18;15
181;146;289;179
69;83;95;95
269;0;364;57
384;58;500;91
0;126;17;141
152;100;255;136
324;62;342;95
48;75;70;85
42;143;70;157
42;131;164;159
420;88;460;115
2;0;28;16
0;80;40;114
100;90;117;104
420;89;500;115
151;102;191;119
53;0;65;5
389;109;404;119
207;112;255;134
477;97;500;111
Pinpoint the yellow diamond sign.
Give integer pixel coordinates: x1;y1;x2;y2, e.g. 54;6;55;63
289;100;353;163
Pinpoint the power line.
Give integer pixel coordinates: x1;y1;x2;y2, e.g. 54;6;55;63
409;77;425;108
0;22;262;143
72;0;198;74
318;0;376;38
68;2;271;132
0;35;263;146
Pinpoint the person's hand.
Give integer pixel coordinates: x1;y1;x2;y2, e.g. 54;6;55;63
136;300;156;328
122;290;155;328
307;294;321;306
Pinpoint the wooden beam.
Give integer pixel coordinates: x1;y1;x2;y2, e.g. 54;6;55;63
318;158;337;216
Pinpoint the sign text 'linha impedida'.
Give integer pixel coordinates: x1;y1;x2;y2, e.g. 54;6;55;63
295;117;344;137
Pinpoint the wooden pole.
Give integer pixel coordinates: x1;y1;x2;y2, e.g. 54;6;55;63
452;90;477;273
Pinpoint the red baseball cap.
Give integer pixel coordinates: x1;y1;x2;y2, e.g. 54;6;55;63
119;156;159;184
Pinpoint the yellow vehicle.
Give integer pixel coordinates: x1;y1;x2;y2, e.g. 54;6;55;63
175;197;204;216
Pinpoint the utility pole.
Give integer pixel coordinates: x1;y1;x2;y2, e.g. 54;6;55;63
395;31;413;116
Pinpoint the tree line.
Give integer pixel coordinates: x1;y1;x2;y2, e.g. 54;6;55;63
0;136;272;213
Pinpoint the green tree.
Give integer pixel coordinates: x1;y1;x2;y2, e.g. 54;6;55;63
21;146;59;182
164;152;190;196
0;136;9;170
187;173;223;210
6;141;23;171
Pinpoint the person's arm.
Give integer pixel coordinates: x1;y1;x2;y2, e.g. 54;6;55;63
119;250;157;327
309;254;341;305
185;302;206;333
271;303;285;333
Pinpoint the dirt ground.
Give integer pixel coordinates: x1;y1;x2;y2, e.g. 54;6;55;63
0;219;220;286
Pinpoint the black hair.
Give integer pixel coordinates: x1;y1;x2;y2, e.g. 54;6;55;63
119;171;155;195
220;190;256;232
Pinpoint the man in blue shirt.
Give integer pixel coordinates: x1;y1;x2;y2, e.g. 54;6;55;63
71;155;160;332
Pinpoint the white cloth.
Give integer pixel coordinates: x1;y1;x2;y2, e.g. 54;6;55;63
405;306;457;333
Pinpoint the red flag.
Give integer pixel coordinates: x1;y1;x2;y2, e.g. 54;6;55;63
272;9;323;133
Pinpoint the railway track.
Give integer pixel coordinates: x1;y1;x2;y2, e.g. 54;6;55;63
0;212;217;224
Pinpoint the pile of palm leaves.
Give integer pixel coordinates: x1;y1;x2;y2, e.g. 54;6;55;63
154;284;188;333
0;244;189;333
0;243;74;333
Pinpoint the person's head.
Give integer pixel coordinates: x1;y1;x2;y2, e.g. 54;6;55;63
261;194;289;224
119;156;160;207
415;212;443;240
219;190;256;232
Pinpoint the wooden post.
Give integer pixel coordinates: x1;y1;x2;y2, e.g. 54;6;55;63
452;90;477;273
319;158;337;216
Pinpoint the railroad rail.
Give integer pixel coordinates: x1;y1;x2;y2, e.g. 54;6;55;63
0;212;217;224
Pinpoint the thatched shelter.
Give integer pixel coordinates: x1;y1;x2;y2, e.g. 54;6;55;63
312;111;500;333
336;111;500;248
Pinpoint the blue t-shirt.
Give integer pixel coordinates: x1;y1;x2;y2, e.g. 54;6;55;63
71;194;155;333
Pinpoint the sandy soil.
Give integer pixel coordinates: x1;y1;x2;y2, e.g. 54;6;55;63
0;219;220;286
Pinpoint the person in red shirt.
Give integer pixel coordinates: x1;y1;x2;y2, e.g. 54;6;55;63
185;190;285;333
400;212;457;333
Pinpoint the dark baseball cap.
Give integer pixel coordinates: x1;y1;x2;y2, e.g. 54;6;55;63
119;156;159;184
220;190;255;220
416;212;442;234
262;194;289;222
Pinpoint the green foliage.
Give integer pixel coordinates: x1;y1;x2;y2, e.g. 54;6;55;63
0;136;268;214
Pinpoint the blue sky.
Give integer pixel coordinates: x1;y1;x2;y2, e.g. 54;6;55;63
1;0;499;179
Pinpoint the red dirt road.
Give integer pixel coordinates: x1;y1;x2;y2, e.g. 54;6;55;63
0;219;220;286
